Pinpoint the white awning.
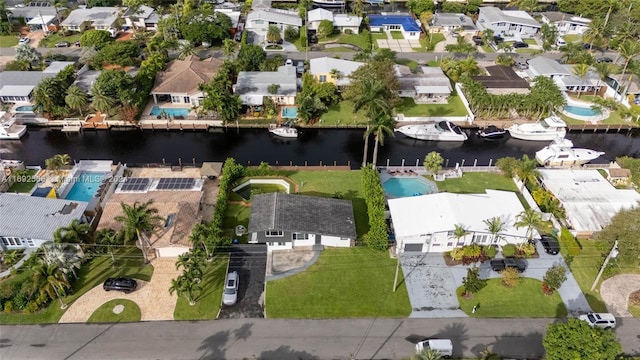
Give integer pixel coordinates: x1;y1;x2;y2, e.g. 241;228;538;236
414;86;451;94
27;15;55;25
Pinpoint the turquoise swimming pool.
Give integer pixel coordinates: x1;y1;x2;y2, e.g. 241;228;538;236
150;106;190;117
15;105;34;112
281;107;298;119
564;105;599;117
383;178;436;198
65;172;105;202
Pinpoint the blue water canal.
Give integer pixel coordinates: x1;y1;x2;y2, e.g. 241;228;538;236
3;128;640;168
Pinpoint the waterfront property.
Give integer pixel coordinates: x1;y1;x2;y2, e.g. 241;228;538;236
394;65;452;104
248;193;356;252
150;56;223;107
382;177;437;198
472;65;530;95
526;56;604;94
540;12;591;36
538;169;640;237
561;97;609;122
234;65;297;106
388;190;530;253
308;57;364;88
245;8;302;38
281;106;298;119
476;7;540;37
0;62;77;104
368;14;421;40
429;13;477;34
61;6;120;33
149;106;191;117
607;74;640;105
307;8;362;34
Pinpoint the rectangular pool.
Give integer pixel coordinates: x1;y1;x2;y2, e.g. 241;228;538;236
281;107;298;119
383;178;436;198
65;172;105;202
149;106;190;117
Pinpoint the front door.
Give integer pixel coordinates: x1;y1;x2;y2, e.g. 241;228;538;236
315;235;321;245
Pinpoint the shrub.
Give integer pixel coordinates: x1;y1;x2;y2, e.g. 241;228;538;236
560;227;581;255
502;244;516;257
344;29;353;35
462;266;486;296
24;301;39;314
284;25;299;41
484;245;498;258
361;167;388;250
501;267;520;287
496;157;518;177
12;293;28;310
3;301;14;313
519;242;537;258
543;265;567;291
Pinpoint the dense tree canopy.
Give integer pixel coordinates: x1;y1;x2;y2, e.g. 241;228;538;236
93;69;135;105
237;44;266;71
79;30;113;50
179;11;232;45
543;318;621;360
93;40;141;67
596;206;640;266
405;0;435;16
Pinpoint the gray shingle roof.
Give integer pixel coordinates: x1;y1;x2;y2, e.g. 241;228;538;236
248;193;357;239
431;13;477;30
61;7;120;27
0;194;86;241
8;6;61;19
0;71;53;86
527;56;571;76
479;7;540;28
246;9;302;27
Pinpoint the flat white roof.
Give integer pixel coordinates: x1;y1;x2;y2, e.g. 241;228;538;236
539;169;640;232
388;190;529;238
27;15;55;25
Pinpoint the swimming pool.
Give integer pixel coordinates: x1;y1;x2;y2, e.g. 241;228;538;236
563;105;599;117
281;107;298;119
383;178;436;198
15;105;34;112
65;172;105;202
149;106;190;117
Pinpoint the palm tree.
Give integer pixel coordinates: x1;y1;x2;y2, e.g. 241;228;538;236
507;0;542;12
582;18;609;52
222;38;236;59
515;155;539;190
350;78;391;167
412;348;443;360
175;251;205;281
41;242;84;282
266;24;282;44
449;224;469;259
65;85;89;117
177;41;195;60
51;0;66;28
572;63;589;98
189;224;212;258
53;219;93;244
593;62;611;96
169;273;201;305
115;200;164;263
515;208;543;246
32;263;70;309
483;217;506;246
617;39;640;100
91;91;116;113
368;111;396;168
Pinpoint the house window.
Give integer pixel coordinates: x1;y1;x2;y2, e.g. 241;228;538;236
431;243;440;247
255;20;264;24
457;241;465;246
265;230;284;237
319;75;327;82
447;242;453;247
409;32;416;36
1;237;22;246
171;95;181;103
278;242;285;246
292;232;309;240
497;22;506;26
26;239;36;247
340;237;349;240
447;231;455;237
473;234;488;244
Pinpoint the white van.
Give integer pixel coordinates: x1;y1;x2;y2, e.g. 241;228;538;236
415;339;453;358
556;37;567;47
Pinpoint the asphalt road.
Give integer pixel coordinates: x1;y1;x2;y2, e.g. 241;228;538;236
1;318;639;360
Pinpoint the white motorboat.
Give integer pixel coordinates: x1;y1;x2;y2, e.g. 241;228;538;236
507;115;567;141
312;0;345;8
0;118;27;140
395;121;468;141
535;138;604;167
268;124;298;138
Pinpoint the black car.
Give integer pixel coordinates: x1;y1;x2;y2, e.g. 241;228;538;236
582;43;604;52
234;31;243;42
539;235;560;255
597;57;613;63
513;41;529;48
472;35;483;45
490;258;527;273
103;277;138;293
493;35;504;44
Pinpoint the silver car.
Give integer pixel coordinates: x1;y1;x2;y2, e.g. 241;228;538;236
222;271;239;306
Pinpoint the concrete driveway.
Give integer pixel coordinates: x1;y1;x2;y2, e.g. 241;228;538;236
600;274;640;317
218;244;267;319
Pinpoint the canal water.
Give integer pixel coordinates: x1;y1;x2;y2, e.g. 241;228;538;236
3;128;640;168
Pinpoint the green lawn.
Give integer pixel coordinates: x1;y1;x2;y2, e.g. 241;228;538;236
325;46;355;52
516;48;540;54
173;254;229;320
266;247;411;318
336;32;371;50
7;169;38;193
524;39;537;45
38;32;82;48
563;34;581;43
223;203;251;242
394;96;469;117
435;172;518;194
417;33;445;52
457;278;567;317
481;44;495;53
0;35;18;47
319;100;368;125
0;247;153;324
390;31;404;40
288;170;369;237
87;299;141;323
396;58;420;71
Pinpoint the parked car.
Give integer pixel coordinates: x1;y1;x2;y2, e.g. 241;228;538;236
582;43;604;52
579;312;616;329
18;37;30;45
103;277;137;293
472;36;483;46
513;41;529;48
223;271;239;306
515;61;529;70
490;258;527;273
234;31;243;42
597;57;613;63
416;339;453;358
307;33;318;44
493;35;504;44
539;235;560;255
285;58;293;66
296;61;305;74
55;41;70;48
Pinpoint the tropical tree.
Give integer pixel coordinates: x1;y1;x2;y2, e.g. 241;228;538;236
543;264;567;293
175;251;205;281
368;111;396;168
91;91;116;113
15;45;43;67
222;38;236;59
32;263;70;309
53;219;93;244
462;266;486;297
540;23;558;50
45;153;71;178
423;151;444;174
483;216;506;245
515;208;542;246
481;29;494;48
572;63;589;98
41;242;84;282
169;272;201;305
65;85;89;117
582;18;610;51
266;24;282;44
412;348;443;360
617;39;640;99
507;0;542;12
177;41;195;60
515;154;539;190
543;318;621;360
450;224;469;248
114;200;164;263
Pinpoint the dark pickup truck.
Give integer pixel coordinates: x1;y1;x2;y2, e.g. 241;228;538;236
490;258;527;273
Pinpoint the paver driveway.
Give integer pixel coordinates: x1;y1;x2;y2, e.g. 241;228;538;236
59;258;181;323
600;274;640;317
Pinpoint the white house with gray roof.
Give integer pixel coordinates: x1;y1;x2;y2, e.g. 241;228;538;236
122;5;161;31
0;194;88;251
394;65;452;104
0;62;75;103
476;7;540;37
527;56;603;93
245;8;302;38
61;6;120;33
540;12;591;35
7;5;62;25
308;9;362;34
309;57;364;87
248;193;356;252
430;13;477;34
234;65;297;106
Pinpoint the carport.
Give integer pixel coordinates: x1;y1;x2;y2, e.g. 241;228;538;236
200;162;222;179
218;244;267;319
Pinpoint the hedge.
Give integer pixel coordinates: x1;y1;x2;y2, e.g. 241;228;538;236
361;167;388;250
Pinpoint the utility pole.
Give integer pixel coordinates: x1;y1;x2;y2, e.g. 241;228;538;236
591;240;618;291
393;241;402;292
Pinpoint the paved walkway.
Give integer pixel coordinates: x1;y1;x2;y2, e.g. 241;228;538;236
600;274;640;317
0;248;36;279
59;258;181;323
376;31;420;52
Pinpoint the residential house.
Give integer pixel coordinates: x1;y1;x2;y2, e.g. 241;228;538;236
215;8;242;30
471;65;530;95
476;7;540;37
26;15;58;32
7;5;62;27
0;193;88;251
538;169;640;237
245;8;302;39
122;5;161;32
527;56;603;93
252;0;272;10
307;8;333;31
234;65;297;106
388;190;531;254
607;74;640;105
0;61;74;103
430;13;477;34
368;13;421;40
540;12;591;35
309;57;364;88
248;193;356;252
150;56;223;106
98;175;205;258
61;7;120;33
308;9;362;34
394;65;452;103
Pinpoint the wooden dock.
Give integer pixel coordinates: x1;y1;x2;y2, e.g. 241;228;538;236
139;122;209;131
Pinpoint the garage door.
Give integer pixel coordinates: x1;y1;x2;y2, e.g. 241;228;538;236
404;243;424;252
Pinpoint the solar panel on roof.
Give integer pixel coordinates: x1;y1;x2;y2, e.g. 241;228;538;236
120;178;150;192
156;178;195;190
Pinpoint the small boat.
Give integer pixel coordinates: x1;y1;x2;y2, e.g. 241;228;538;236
0;118;27;140
395;121;468;142
312;0;345;8
535;138;604;167
268;124;298;138
477;125;507;140
507;115;567;141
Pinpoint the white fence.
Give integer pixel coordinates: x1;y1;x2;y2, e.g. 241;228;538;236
455;82;476;123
